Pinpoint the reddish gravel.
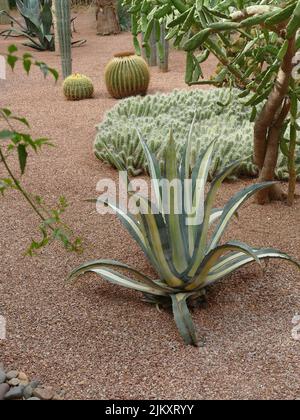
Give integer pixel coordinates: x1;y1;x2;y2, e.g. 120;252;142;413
0;10;299;400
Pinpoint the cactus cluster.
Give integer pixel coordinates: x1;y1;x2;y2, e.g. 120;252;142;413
105;52;150;99
94;88;300;180
63;74;94;101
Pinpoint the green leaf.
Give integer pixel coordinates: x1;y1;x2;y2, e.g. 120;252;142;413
23;59;32;75
7;55;18;71
0;130;15;140
171;293;198;346
8;45;18;54
68;259;174;293
204;249;300;287
208;182;277;251
186;241;261;291
17;144;28;174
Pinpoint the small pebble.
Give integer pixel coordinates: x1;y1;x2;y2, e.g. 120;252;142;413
0;384;10;400
4;385;25;400
27;397;41;401
6;370;19;380
18;372;29;383
30;380;40;389
23;385;33;400
52;393;64;400
33;387;54;401
8;378;20;387
0;370;6;384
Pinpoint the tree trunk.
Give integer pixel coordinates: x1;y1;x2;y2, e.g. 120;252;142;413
254;37;296;205
0;0;10;25
96;0;120;36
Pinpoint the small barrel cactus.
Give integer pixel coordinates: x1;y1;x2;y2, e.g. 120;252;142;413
63;74;94;101
105;52;150;99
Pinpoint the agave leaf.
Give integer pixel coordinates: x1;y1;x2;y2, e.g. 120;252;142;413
186;241;261;291
136;129;162;213
188;159;244;277
208;182;277;252
68;259;174;294
40;1;52;35
179;112;196;257
171;293;198;346
204;249;300;287
209;208;224;226
92;268;169;296
137;195;184;288
165;129;188;273
95;198;164;277
183;139;216;258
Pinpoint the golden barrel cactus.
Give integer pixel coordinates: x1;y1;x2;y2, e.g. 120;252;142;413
105;52;150;99
63;74;94;101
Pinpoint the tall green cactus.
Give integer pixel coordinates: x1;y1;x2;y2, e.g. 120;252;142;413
54;0;72;79
0;0;10;24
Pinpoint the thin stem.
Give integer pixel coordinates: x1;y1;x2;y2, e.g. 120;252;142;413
0;146;54;230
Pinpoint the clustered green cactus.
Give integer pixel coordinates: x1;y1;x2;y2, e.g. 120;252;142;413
63;74;94;101
105;52;150;100
94;88;300;180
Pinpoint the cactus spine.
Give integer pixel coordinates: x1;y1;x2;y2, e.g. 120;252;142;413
54;0;72;79
105;52;150;99
63;74;94;101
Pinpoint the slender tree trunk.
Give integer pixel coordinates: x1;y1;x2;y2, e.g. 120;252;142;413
0;0;10;25
96;0;120;36
254;37;296;204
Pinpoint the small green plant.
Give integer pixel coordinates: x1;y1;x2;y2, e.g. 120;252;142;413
69;123;299;346
63;73;94;100
0;45;82;255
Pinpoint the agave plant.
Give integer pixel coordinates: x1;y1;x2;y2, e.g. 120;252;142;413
69;122;299;346
0;0;54;51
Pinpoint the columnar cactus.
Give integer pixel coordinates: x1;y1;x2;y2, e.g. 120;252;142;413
94;88;300;180
54;0;72;79
0;0;10;24
105;52;150;99
63;74;94;101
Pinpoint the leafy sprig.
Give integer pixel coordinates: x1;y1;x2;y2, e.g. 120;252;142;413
0;45;82;255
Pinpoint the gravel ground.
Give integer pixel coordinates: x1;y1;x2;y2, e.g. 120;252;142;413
0;10;299;400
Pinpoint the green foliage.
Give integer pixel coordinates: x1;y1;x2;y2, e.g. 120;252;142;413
0;0;54;51
117;0;130;31
0;46;82;255
125;0;300;202
94;88;300;180
70;125;300;346
63;73;94;100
